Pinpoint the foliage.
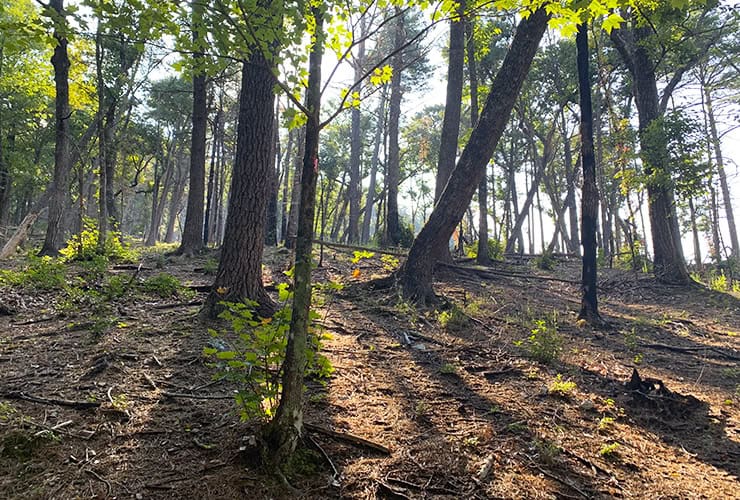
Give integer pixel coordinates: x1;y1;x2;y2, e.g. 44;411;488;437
599;441;620;458
204;285;333;422
351;250;375;264
466;239;504;261
380;254;400;271
548;374;576;397
515;312;562;364
0;255;66;291
438;304;470;332
59;219;137;262
140;273;186;298
534;250;556;271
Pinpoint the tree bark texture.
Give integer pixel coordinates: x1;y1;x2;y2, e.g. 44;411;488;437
261;6;324;471
202;54;276;318
177;0;207;255
40;0;72;257
576;23;603;324
347;21;365;244
384;7;404;247
398;8;549;302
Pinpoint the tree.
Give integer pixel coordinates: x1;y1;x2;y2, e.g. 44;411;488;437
176;0;208;256
608;5;719;284
431;0;465;259
397;8;549;302
38;0;72;256
576;22;603;325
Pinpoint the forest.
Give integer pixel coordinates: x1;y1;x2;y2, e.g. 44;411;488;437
0;0;739;498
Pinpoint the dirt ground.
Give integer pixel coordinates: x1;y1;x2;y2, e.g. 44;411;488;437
1;246;738;499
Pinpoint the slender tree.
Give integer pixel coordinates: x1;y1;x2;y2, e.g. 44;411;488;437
176;0;208;256
576;22;603;325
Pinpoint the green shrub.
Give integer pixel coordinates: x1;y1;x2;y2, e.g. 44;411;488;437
204;284;333;422
515;312;562;364
438;304;470;332
59;218;137;262
534;251;556;271
0;255;67;291
140;273;183;298
548;374;576;397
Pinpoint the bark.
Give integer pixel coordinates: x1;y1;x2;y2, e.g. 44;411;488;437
39;0;72;257
285;126;305;249
204;106;221;245
688;197;702;269
468;18;489;266
434;2;466;204
398;9;549;302
576;23;603;325
279;126;294;243
177;0;208;256
202;54;276;318
261;5;324;471
704;86;739;260
360;87;386;243
384;7;404;247
611;24;691;284
347;20;366;244
164;161;187;243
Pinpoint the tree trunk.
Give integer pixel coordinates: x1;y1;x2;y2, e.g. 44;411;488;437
468;19;489;265
177;0;208;256
361;86;387;244
261;5;324;471
347;20;366;244
39;0;72;257
285;126;305;249
611;25;690;284
704;85;738;261
398;9;549;302
576;23;603;325
204;106;221;245
688;197;702;270
265;107;280;246
384;7;404;247
202;54;277;317
164;159;186;243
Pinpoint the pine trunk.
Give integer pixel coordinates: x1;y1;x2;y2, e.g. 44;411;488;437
398;9;549;302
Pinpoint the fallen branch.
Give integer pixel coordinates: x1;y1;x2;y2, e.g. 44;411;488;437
304;422;391;455
313;239;408;258
161;391;233;400
436;262;582;285
153;300;203;310
1;391;100;409
639;342;740;361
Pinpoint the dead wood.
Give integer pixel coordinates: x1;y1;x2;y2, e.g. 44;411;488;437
639;342;740;361
1;391;101;409
304;422;391;455
436;261;582;285
313;239;408;257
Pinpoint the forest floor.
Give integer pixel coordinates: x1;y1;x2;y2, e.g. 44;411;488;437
0;245;739;499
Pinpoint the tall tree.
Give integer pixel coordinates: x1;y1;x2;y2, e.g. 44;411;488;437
39;0;71;256
261;3;324;472
347;18;366;244
202;53;276;317
384;6;404;247
397;8;549;302
609;8;705;284
177;0;208;256
576;22;603;325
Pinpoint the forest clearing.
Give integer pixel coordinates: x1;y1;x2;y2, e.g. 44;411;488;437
0;245;738;498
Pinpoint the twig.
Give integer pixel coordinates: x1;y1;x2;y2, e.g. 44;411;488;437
153;300;204;310
527;458;590;499
304;422;391;455
639;342;740;361
305;433;340;487
151;355;163;367
84;469;113;497
1;391;100;409
161;391;233;400
11;315;59;326
143;373;158;390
